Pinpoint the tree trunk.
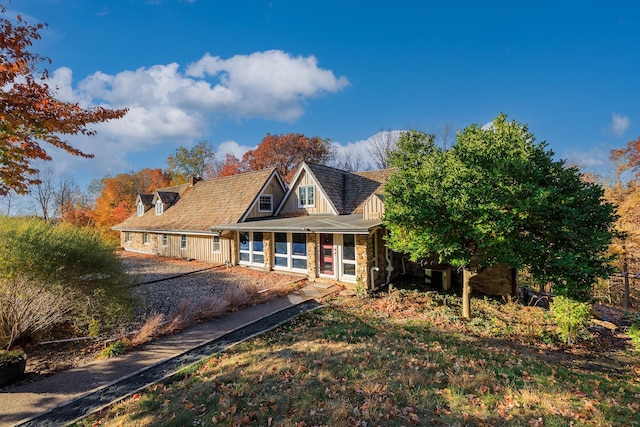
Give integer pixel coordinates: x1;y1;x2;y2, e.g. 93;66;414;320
462;266;472;318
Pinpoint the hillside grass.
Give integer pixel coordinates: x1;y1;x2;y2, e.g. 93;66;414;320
78;289;640;426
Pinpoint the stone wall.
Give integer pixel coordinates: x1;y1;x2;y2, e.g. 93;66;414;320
262;233;273;272
121;231;156;254
306;233;317;281
470;264;514;296
355;234;369;288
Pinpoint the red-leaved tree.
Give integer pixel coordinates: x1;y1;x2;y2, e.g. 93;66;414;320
0;6;127;195
241;133;333;181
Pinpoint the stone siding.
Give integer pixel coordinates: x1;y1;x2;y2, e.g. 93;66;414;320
470;264;514;295
306;233;317;281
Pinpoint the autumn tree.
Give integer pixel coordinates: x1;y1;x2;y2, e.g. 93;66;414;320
602;141;640;307
384;114;618;317
0;7;127;195
217;153;248;177
91;168;172;228
166;141;216;184
242;133;333;181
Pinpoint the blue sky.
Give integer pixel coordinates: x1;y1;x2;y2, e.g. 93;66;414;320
10;0;640;190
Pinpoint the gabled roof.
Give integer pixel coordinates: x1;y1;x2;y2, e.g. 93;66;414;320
155;191;181;205
275;162;394;216
346;168;395;214
113;168;281;234
137;194;154;206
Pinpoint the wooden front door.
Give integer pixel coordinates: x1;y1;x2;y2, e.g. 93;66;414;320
320;233;334;275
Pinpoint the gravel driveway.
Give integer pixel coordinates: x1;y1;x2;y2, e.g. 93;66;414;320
120;251;303;320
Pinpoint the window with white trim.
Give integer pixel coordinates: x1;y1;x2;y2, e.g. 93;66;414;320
137;202;144;216
125;232;132;243
155;200;163;215
342;234;357;278
162;234;168;247
258;195;273;212
239;231;265;266
274;232;307;271
298;185;315;207
143;233;150;244
180;234;187;250
212;235;221;253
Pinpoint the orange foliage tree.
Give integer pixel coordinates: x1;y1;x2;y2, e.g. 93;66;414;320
0;6;127;195
217;153;248;177
241;133;333;181
91;169;173;228
608;140;640;265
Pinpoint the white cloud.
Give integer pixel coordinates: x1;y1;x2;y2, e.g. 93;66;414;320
186;50;349;121
37;50;347;187
216;140;257;159
610;113;630;137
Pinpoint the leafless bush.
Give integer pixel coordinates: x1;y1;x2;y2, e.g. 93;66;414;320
129;313;164;347
224;283;259;307
196;295;229;320
0;276;75;349
162;301;193;334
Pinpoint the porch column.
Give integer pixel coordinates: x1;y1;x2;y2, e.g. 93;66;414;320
262;232;273;272
356;234;369;288
306;233;317;282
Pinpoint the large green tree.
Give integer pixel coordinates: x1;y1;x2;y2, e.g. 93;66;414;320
383;114;617;317
166;141;216;183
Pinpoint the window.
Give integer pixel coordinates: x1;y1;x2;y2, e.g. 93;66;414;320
125;232;132;243
180;234;187;250
298;185;315;207
212;235;221;253
155;200;163;215
273;232;307;271
137;202;144;216
162;234;168;247
252;232;264;264
143;233;150;244
342;234;357;278
258;195;273;212
238;231;265;266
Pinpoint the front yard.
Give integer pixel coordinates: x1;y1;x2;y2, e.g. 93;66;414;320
78;289;640;426
20;252;306;381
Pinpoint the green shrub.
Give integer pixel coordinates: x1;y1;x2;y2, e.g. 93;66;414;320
550;296;591;346
355;277;369;299
99;340;129;358
0;216;135;343
628;324;640;352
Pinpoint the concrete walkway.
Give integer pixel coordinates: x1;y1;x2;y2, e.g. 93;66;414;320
0;284;335;427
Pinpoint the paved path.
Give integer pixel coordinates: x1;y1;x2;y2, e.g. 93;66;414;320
0;284;335;427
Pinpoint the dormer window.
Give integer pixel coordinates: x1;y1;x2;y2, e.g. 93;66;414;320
137;202;144;216
155;200;163;215
259;194;273;212
298;185;315;208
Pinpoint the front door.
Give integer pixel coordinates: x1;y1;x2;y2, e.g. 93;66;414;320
320;233;334;275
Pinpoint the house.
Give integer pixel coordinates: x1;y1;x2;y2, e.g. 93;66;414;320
114;162;515;295
212;162;394;288
112;169;286;264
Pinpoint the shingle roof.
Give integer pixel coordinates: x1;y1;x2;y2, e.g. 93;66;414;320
305;163;346;213
300;163;394;215
138;194;154;206
347;168;395;214
113;168;279;233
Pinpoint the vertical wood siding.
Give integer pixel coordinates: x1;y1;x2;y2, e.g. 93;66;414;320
362;194;385;220
156;233;231;264
280;170;333;215
246;178;286;219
